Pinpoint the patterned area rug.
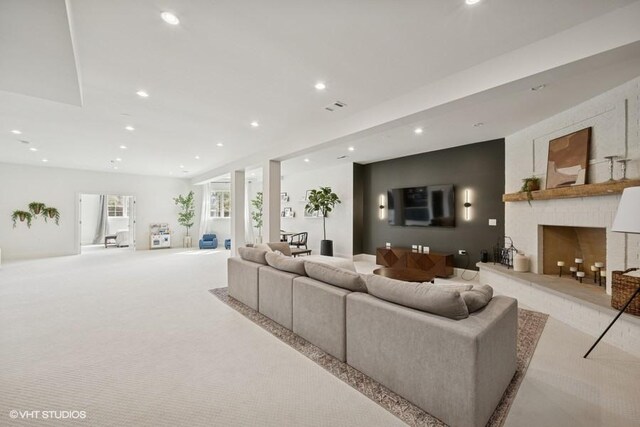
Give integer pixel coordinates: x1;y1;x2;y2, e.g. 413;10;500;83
209;287;548;427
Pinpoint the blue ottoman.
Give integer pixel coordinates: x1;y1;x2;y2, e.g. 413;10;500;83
224;239;231;250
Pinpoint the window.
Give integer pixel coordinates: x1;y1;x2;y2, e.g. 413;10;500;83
210;190;231;218
108;195;128;217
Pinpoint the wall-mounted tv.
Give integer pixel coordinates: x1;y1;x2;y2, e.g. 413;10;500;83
387;185;455;227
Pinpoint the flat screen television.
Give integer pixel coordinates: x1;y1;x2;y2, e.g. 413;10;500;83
387;185;455;227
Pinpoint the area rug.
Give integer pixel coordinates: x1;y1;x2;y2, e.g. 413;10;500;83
209;287;548;427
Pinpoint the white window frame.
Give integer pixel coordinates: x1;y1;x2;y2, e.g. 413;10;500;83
107;195;128;217
210;190;231;218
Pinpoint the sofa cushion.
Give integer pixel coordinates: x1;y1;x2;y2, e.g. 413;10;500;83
365;274;469;320
461;284;494;313
304;255;356;271
432;283;473;293
238;247;268;265
304;261;366;292
265;252;306;276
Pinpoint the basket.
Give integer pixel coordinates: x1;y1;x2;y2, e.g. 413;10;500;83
611;268;640;316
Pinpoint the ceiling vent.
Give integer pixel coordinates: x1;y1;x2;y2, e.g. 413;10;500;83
337;155;348;159
19;139;30;144
325;101;347;112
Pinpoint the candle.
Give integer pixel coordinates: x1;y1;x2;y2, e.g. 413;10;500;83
557;261;565;267
590;265;598;272
411;245;418;252
385;242;391;248
594;262;604;268
423;246;430;254
600;270;607;277
576;271;585;277
569;267;578;272
575;258;583;264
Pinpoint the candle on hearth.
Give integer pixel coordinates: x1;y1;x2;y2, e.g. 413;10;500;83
575;258;583;264
590;265;598;272
557;261;565;267
600;270;607;277
576;271;585;277
569;267;578;272
594;262;604;268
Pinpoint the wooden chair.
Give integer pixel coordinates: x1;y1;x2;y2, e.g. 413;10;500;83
289;232;311;257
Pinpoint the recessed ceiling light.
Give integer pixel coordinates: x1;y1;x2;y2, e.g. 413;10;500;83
182;170;189;174
315;82;326;91
116;157;122;162
531;84;546;91
120;145;127;149
474;122;484;127
216;142;224;147
414;127;423;135
179;164;184;168
113;166;119;170
161;12;180;25
304;158;310;163
11;129;22;134
136;90;149;98
348;146;355;151
29;147;38;152
125;126;135;131
42;158;48;163
195;155;200;160
465;0;481;5
250;121;259;128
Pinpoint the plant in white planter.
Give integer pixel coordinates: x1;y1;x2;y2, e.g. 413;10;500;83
174;191;195;247
305;186;341;256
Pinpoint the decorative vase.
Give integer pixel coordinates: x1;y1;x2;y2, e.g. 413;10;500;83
513;253;530;272
320;240;333;256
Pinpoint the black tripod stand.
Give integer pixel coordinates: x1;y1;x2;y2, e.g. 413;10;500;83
584;285;640;358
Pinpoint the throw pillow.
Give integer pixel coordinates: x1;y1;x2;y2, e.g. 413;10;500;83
238;247;268;265
304;261;367;292
461;284;494;313
265;252;306;276
365;274;469;320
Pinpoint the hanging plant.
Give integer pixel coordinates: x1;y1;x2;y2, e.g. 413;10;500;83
41;207;61;225
520;176;541;206
28;202;46;216
12;210;33;228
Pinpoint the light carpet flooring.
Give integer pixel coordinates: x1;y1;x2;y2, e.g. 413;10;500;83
1;249;639;426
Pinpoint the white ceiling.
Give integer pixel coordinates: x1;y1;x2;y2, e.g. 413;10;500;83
0;0;637;177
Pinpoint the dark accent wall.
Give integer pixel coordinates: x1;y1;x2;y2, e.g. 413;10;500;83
357;139;505;269
353;163;364;255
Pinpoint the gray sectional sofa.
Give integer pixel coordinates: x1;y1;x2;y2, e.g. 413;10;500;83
227;246;518;427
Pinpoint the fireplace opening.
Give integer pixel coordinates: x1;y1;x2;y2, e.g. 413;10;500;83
541;225;606;286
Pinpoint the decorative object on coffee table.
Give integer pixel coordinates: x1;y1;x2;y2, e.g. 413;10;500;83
373;267;435;283
546;127;590;189
585;186;640;358
304;186;341;256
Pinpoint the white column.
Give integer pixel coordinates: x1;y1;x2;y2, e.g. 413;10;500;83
230;169;245;255
262;160;281;243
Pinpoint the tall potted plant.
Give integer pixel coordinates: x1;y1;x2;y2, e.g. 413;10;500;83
251;192;263;243
174;191;196;247
305;186;341;256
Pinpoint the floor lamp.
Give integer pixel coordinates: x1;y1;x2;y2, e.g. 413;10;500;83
584;186;640;358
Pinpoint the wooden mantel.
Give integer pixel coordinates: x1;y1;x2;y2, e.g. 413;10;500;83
502;179;640;202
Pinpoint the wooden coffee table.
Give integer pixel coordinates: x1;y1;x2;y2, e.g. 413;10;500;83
373;267;435;283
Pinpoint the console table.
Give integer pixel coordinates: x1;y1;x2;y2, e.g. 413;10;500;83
376;247;454;278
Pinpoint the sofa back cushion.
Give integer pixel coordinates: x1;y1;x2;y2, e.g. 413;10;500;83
238;247;268;265
365;275;469;320
304;261;366;292
265;252;306;275
461;284;494;313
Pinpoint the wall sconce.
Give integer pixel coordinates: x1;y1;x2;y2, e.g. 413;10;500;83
378;194;386;220
464;189;472;221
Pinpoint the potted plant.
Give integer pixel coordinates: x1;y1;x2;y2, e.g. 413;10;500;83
250;192;263;243
305;186;341;256
174;191;195;247
41;207;60;225
521;176;541;206
12;210;33;228
28;202;46;216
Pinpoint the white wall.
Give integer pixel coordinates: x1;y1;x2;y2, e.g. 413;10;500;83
0;163;196;260
505;76;640;290
280;163;353;258
80;194;101;245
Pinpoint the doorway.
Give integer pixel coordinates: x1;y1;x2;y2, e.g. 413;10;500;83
79;194;136;253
